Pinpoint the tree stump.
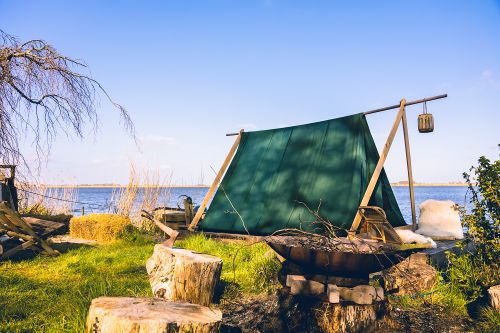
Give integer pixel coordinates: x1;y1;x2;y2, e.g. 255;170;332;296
318;302;389;333
488;285;500;310
146;244;223;306
86;297;222;333
377;253;437;296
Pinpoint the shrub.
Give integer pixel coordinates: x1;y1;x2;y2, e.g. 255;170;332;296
69;214;131;242
446;152;500;305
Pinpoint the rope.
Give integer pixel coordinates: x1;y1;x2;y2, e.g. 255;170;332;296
18;188;107;209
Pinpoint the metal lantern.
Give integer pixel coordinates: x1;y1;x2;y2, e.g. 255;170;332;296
418;101;434;133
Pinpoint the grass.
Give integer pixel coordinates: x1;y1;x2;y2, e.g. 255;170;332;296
0;241;154;332
0;233;280;332
176;233;281;294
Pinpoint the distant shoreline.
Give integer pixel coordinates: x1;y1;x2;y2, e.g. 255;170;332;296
390;183;469;187
38;183;469;188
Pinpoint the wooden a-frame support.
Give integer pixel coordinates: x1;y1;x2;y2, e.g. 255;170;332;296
187;94;447;233
188;129;244;231
349;98;417;236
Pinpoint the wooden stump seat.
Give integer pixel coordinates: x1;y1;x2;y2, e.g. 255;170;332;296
86;297;222;333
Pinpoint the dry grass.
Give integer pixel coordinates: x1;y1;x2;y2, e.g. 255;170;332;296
69;213;131;242
18;183;78;215
108;163;171;230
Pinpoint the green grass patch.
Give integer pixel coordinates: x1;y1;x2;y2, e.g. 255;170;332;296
176;233;281;294
0;241;154;332
0;233;280;332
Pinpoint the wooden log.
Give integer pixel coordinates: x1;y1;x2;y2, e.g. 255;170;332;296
1;240;36;259
0;203;59;256
86;297;222;333
488;285;500;310
146;244;223;306
317;301;389;333
377;253;437;296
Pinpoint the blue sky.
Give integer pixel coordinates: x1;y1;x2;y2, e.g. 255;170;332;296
1;0;499;184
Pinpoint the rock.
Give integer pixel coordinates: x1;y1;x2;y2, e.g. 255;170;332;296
86;297;222;333
286;274;305;287
327;284;340;303
146;244;222;306
327;276;369;287
338;286;374;305
488;285;500;310
288;275;325;296
379;253;437;296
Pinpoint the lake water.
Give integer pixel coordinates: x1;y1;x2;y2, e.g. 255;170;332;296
70;186;469;225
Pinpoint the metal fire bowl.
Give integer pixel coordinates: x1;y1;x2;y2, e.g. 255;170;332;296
267;239;412;278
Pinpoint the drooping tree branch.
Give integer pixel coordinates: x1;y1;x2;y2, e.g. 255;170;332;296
0;30;135;171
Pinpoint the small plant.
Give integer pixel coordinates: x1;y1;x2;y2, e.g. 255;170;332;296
69;213;131;242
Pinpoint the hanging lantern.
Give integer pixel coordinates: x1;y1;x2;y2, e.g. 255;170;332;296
418;101;434;133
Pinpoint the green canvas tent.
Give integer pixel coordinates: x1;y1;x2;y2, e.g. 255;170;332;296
199;113;406;235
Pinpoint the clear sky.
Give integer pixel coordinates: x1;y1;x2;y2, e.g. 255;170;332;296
1;0;499;185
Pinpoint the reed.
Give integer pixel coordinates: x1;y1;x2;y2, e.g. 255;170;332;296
108;163;171;229
18;182;78;215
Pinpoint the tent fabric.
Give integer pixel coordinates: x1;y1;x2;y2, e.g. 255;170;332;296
200;113;406;235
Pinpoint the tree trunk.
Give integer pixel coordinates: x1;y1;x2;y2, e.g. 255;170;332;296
86;297;222;333
146;244;223;306
317;302;389;333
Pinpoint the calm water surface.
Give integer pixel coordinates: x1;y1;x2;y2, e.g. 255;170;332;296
71;186;469;225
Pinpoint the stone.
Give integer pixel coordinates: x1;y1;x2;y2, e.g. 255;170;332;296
86;297;222;333
286;274;305;287
488;285;500;310
146;244;222;306
327;276;369;287
327;284;340;303
379;253;437;296
289;277;325;296
338;286;374;305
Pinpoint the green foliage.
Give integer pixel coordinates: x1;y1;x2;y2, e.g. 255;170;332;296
19;203;52;216
176;233;281;293
116;224;154;245
69;213;131;242
477;306;500;333
460;153;500;266
390;274;469;318
0;241;154;332
446;152;500;305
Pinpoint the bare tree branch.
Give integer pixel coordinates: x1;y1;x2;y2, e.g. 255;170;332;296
0;30;135;173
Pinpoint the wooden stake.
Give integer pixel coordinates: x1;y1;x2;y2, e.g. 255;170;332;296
188;129;244;231
349;99;407;235
401;108;417;231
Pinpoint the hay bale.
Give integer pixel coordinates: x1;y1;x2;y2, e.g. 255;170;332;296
69;214;130;242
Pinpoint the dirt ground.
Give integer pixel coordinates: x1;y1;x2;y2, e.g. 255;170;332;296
219;289;475;333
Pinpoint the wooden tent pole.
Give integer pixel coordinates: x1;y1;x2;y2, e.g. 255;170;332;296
188;129;244;231
349;99;407;236
401;108;417;231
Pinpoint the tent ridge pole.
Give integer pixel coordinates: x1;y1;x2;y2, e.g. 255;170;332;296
188;129;244;231
349;99;407;236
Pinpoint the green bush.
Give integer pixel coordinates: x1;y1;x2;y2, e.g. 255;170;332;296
69;214;131;242
446;152;500;305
